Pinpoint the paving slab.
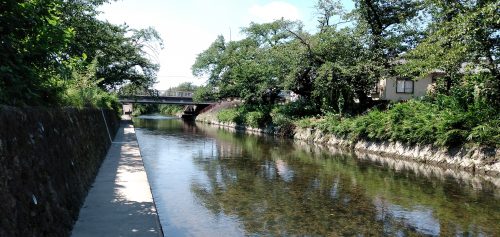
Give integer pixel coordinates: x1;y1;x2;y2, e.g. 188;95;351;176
72;119;163;237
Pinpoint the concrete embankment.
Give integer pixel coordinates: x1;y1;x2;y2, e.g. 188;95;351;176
294;127;500;176
196;109;499;176
0;106;119;237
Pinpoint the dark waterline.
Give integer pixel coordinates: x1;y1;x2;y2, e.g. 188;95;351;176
133;116;500;237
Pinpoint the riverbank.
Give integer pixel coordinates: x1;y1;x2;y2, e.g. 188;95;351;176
196;104;500;177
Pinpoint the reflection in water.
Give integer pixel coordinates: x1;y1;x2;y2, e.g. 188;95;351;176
133;116;500;237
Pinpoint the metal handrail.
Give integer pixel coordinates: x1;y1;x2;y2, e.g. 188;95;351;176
158;90;194;98
124;90;194;98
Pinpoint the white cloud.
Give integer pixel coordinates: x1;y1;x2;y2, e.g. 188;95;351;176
248;1;301;23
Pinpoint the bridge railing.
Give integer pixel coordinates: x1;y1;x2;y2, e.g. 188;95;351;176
158;90;193;98
119;90;194;98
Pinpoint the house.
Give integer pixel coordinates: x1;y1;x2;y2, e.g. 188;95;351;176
370;71;445;101
277;90;299;102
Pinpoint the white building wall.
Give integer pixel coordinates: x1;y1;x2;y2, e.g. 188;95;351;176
380;75;433;101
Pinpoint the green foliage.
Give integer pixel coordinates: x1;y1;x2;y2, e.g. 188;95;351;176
396;0;499;106
0;0;73;105
313;99;499;147
195;0;498;147
245;111;266;128
216;106;270;128
0;0;162;106
169;82;197;92
269;110;295;136
271;111;294;127
468;120;500;147
193;85;216;102
271;100;320;119
159;105;183;115
63;60;118;110
131;104;158;116
217;109;244;124
117;83;158;97
192;20;303;105
294;117;318;129
193;0;425;114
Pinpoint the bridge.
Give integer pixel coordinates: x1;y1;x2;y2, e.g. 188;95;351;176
118;90;212;105
118;95;213;105
118;90;215;118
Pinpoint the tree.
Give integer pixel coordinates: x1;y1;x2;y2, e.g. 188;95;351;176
0;0;163;106
398;0;499;105
0;0;74;105
168;82;198;92
61;0;164;89
192;0;496;116
193;21;302;105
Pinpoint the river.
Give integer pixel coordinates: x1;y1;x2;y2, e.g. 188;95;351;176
133;115;499;237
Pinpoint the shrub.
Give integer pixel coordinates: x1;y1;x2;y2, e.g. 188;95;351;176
245;111;265;128
270;110;295;136
217;108;243;124
272;99;319;119
306;98;499;147
467;120;500;147
294;118;317;129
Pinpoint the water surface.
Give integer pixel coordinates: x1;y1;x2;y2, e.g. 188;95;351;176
134;116;500;236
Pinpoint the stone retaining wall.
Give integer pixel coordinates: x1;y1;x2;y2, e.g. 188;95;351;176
294;127;500;176
0;106;119;237
195;116;499;176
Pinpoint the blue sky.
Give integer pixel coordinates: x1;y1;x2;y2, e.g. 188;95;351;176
99;0;354;89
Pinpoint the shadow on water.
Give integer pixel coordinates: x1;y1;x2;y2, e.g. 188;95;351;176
133;116;500;237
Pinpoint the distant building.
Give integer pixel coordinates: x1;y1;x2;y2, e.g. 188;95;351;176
370;71;445;101
278;90;299;102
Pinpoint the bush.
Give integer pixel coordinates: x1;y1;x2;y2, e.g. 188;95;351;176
245;111;265;128
308;98;499;147
467;120;500;147
271;111;290;126
272;99;319;119
217;108;244;124
294;118;316;128
63;69;118;110
268;109;294;136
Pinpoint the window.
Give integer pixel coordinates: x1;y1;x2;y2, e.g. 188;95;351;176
396;79;414;93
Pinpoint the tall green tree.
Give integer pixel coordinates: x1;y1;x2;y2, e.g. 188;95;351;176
193;20;304;105
0;0;163;106
398;0;499;105
0;0;74;105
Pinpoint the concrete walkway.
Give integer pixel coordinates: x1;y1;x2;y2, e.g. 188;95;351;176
72;119;163;237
